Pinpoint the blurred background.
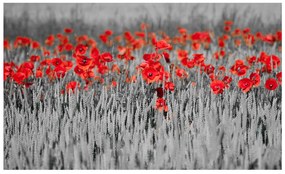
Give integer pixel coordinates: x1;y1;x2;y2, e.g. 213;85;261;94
4;3;282;39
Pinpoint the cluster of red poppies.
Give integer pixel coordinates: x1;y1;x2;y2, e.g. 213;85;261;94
4;21;282;112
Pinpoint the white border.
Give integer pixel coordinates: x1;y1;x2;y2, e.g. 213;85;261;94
1;0;284;173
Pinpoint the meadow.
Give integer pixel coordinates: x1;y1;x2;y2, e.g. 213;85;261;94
3;4;282;169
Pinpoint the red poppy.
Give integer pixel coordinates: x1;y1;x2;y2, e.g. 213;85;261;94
230;63;248;77
262;34;276;44
224;25;231;32
74;65;85;77
75;44;88;56
97;64;109;75
76;55;93;70
51;58;63;67
45;35;55;46
30;55;40;62
12;72;26;85
155;40;172;50
181;58;189;67
4;39;10;49
155;98;168;112
265;78;278;90
90;47;100;59
105;29;113;36
32;41;40;49
192;42;201;50
63;61;73;71
164;81;175;91
36;70;43;78
54;66;66;78
162;51;170;63
142;67;160;84
64;28;73;34
238;78;253;93
249;72;261;87
175;68;188;78
224;20;233;26
210;80;225;94
193;54;205;65
66;81;79;93
100;52;113;62
204;64;215;75
222;76;232;88
247;56;257;65
156;87;164;98
143;53;161;62
64;43;73;51
177;49;188;60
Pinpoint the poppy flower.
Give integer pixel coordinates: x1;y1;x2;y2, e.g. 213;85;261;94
222;76;232;88
75;44;88;56
4;39;10;49
105;29;113;36
181;58;189;67
265;78;278;90
54;66;66;78
204;64;215;75
135;31;145;38
97;64;109;75
186;59;195;69
51;58;63;67
262;34;276;44
155;98;168;112
45;35;55;46
249;72;261;87
191;32;211;43
90;47;100;59
230;63;248;77
210;80;225;94
271;55;281;69
193;54;205;65
124;31;134;42
238;78;253;93
76;55;93;70
175;68;188;78
100;52;113;62
74;65;85;76
12;72;26;85
66;81;79;93
32;41;40;49
162;51;170;63
143;53;161;62
191;42;201;50
177;49;188;60
156;87;164;98
19;61;34;70
142;67;160;84
64;28;73;34
247;56;257;65
224;25;231;32
111;64;120;74
36;70;43;78
64;43;73;51
224;20;233;26
30;55;40;62
155;40;172;50
63;61;73;71
234;39;241;47
164;81;175;91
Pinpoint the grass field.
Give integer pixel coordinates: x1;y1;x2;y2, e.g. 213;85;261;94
3;4;282;169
